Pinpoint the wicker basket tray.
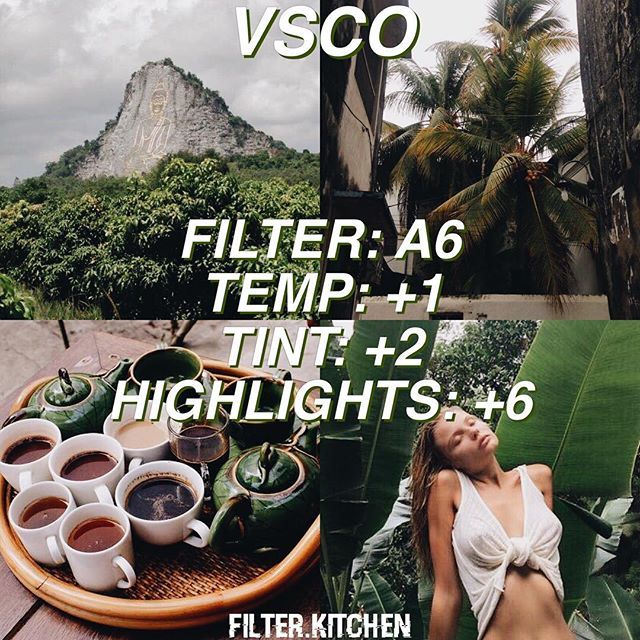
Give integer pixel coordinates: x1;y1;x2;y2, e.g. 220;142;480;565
0;359;320;629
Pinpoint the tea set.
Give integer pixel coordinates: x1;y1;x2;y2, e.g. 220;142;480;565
0;347;319;594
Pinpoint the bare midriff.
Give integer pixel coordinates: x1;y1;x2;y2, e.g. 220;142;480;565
483;567;575;640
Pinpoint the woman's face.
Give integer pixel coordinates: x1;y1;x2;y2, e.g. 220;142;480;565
432;408;498;473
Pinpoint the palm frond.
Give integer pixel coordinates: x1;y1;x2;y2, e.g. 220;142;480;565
506;49;559;140
409;125;503;173
517;181;576;300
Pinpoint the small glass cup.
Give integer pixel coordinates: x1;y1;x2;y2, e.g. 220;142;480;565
167;406;230;504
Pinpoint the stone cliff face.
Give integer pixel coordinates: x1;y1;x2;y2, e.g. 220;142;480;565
577;0;640;319
74;60;279;178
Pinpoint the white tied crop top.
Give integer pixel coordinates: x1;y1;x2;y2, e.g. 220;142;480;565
451;465;564;639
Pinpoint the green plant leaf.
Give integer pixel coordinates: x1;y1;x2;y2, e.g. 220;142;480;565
346;321;439;543
496;321;640;497
493;321;640;624
557;497;614;539
356;570;403;614
587;576;640;640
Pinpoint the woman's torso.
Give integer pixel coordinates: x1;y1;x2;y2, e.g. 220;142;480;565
451;465;572;640
483;566;574;640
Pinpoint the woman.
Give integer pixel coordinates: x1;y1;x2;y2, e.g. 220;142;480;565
410;408;574;640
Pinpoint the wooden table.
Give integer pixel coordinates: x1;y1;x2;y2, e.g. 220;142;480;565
0;332;320;639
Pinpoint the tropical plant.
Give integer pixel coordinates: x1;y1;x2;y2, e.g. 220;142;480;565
379;43;475;228
330;321;640;640
427;320;539;408
321;321;439;620
381;0;595;298
0;157;319;318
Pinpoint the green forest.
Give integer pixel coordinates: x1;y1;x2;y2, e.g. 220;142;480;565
0;151;319;319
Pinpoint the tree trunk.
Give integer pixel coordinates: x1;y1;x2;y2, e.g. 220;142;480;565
577;0;640;319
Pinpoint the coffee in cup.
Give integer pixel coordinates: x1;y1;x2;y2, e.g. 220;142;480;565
20;496;68;529
60;452;118;481
103;405;170;471
59;503;136;592
67;517;125;553
8;481;75;566
115;461;209;547
125;476;196;521
0;419;62;491
49;434;125;505
3;437;55;465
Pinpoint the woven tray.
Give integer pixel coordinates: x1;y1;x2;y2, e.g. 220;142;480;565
0;359;320;629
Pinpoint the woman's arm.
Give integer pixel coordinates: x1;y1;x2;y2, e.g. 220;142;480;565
427;470;463;640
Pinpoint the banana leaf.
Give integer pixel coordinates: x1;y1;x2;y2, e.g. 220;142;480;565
570;611;606;640
356;570;403;614
321;357;365;580
456;321;640;639
345;321;439;543
586;576;640;640
591;498;634;573
496;322;640;497
351;477;411;578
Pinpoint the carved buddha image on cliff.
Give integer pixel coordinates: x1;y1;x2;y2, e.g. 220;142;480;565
124;79;174;172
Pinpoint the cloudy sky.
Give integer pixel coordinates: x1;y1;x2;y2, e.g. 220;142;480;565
0;0;319;186
386;0;583;126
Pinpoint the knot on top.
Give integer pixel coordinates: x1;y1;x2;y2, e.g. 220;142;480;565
506;538;538;569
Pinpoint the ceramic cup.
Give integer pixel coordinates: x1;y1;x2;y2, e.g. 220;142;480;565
59;503;136;592
0;419;62;491
115;460;209;547
8;481;75;566
103;405;170;471
49;433;125;506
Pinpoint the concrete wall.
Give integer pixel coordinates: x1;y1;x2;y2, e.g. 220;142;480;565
357;295;611;320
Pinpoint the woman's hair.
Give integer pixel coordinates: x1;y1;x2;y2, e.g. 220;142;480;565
410;417;452;575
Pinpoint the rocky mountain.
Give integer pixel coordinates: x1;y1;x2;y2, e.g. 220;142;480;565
59;59;282;179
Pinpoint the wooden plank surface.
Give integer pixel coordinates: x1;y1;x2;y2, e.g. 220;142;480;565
0;332;320;639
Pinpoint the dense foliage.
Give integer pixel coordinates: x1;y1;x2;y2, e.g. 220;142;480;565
381;0;596;298
229;149;319;186
0;157;319;318
0;274;34;319
428;320;540;408
0;148;318;210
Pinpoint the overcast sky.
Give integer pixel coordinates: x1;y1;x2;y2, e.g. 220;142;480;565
0;1;582;186
386;0;583;126
0;0;319;186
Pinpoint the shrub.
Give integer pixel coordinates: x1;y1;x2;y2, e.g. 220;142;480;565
0;274;33;319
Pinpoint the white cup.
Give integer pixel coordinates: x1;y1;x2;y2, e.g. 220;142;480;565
59;503;136;592
103;405;170;471
0;420;62;491
8;481;75;566
115;460;209;548
49;434;125;506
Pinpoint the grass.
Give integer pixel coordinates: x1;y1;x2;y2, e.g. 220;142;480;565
18;287;102;320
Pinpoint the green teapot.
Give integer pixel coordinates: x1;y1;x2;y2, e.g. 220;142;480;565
3;359;132;439
208;429;319;552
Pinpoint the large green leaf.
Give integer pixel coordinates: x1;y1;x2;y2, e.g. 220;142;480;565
346;321;439;543
320;357;365;580
587;577;640;640
351;478;411;578
356;570;404;614
491;321;640;628
496;321;640;497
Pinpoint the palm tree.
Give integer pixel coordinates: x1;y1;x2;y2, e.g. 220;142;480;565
378;43;476;229
381;0;596;298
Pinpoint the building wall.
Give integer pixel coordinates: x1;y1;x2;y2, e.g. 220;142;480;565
357;295;611;321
